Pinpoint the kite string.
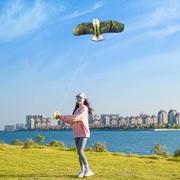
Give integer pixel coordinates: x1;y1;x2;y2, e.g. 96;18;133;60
59;40;91;111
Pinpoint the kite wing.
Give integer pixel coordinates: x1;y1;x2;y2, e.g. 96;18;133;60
100;20;124;33
73;22;94;36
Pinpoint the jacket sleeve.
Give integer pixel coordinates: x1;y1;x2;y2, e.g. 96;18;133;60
62;118;73;125
61;107;88;122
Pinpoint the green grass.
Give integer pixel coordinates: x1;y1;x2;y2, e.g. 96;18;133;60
0;144;180;180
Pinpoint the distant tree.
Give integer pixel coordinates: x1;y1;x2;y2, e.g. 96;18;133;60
151;144;168;157
174;148;180;157
164;124;170;128
11;139;23;145
35;134;45;144
23;138;34;148
92;141;107;152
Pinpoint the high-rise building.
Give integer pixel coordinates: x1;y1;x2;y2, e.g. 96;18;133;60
16;124;25;130
135;116;143;125
4;125;15;131
139;113;148;124
168;109;177;124
46;117;52;126
119;117;128;126
158;110;168;124
151;115;157;124
57;119;65;127
104;115;110;126
26;115;43;129
175;113;180;124
144;115;152;125
26;115;52;129
125;117;130;125
129;116;137;125
92;115;101;127
100;114;119;126
110;115;118;126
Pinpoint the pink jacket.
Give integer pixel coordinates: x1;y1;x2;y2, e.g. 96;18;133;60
60;106;90;138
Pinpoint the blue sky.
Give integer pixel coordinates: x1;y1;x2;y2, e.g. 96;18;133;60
0;0;180;130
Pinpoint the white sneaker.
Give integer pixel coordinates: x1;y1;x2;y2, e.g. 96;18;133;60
84;169;94;177
77;170;85;178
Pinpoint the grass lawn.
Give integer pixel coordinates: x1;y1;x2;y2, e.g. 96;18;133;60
0;144;180;180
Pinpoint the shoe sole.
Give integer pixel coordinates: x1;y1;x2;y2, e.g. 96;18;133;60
78;173;85;178
84;172;94;177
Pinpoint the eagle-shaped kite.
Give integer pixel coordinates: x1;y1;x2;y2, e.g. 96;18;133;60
72;18;124;42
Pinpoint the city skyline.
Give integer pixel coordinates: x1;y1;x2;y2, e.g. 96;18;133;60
3;108;180;131
1;0;180;130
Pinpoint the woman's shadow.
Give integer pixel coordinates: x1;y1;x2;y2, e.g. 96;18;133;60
65;174;93;179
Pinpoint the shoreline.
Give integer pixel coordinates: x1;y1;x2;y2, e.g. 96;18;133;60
153;128;180;131
1;128;180;132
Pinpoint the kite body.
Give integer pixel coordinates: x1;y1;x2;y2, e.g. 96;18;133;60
92;18;104;41
73;18;124;42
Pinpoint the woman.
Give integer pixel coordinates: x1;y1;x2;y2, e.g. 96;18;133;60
55;92;94;178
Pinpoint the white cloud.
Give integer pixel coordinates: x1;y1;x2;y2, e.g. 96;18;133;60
0;0;104;42
60;1;104;21
0;0;65;42
93;1;104;10
128;0;180;38
145;24;180;38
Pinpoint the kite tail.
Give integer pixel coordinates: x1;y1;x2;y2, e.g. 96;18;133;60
92;35;104;42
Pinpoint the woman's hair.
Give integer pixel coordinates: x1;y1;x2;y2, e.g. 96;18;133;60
72;99;93;117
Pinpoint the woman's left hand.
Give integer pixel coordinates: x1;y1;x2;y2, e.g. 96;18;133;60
52;111;61;120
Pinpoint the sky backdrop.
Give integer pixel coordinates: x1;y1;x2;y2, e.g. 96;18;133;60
0;0;180;130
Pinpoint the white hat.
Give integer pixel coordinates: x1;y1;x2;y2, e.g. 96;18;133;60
76;92;87;99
